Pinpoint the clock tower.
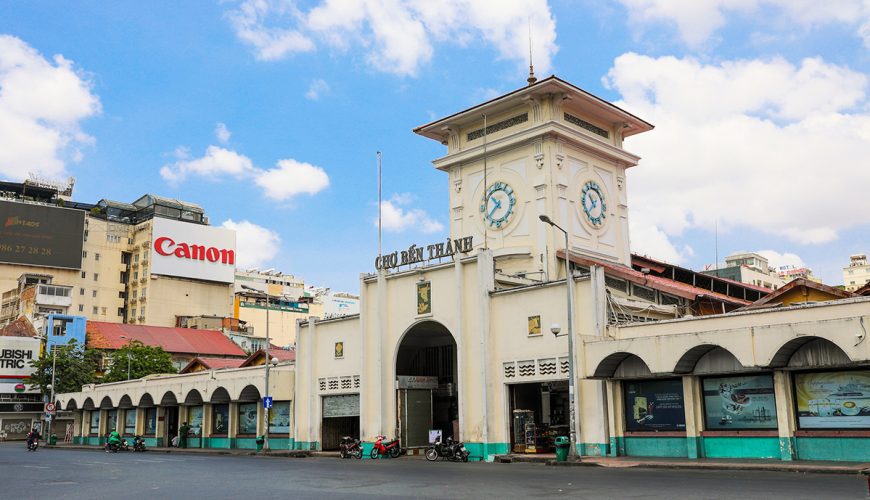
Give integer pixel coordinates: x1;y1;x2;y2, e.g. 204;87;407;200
414;76;653;281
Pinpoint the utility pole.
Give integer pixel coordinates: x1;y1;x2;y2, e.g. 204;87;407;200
263;292;271;453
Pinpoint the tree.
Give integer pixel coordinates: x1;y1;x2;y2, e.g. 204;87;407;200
101;341;177;382
29;339;101;395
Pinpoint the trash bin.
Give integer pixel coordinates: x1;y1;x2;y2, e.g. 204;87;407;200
554;436;569;462
256;436;265;452
49;434;57;446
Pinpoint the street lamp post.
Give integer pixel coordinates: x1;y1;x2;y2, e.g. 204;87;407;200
46;344;57;442
539;214;578;458
242;285;274;453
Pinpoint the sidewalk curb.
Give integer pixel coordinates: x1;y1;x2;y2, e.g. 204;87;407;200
43;445;311;458
542;459;866;475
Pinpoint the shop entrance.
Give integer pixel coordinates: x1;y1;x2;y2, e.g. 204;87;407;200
321;394;360;451
509;381;569;453
164;407;179;446
395;321;457;449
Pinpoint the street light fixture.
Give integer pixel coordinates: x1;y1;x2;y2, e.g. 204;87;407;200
241;285;274;453
539;214;578;459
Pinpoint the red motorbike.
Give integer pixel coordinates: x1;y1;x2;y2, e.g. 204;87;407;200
340;436;363;459
370;435;402;459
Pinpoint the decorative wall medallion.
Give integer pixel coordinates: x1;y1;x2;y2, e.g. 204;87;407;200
417;281;432;315
581;180;607;228
334;342;344;359
480;182;517;229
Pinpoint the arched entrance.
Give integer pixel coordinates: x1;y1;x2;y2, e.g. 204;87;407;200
395;320;457;449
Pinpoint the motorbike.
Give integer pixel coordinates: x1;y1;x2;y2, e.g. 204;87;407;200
26;439;39;451
370;435;402;459
105;441;121;453
339;436;362;459
426;437;469;462
132;436;147;452
120;438;131;452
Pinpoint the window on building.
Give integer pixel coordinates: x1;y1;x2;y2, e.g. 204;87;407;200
82;251;87;258
124;410;136;435
238;403;257;434
95;253;101;261
117;307;124;317
81;271;86;279
92;290;97;298
118;291;125;299
145;408;157;435
92;306;98;315
133;271;138;280
93;273;99;281
80;288;84;295
212;404;229;435
78;304;84;312
139;307;145;317
134;253;139;263
141;287;146;298
89;412;100;435
101;307;107;315
131;308;136;318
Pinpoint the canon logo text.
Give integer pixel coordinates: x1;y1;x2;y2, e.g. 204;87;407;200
154;237;235;265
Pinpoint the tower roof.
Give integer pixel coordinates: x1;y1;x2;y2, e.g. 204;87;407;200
413;75;653;143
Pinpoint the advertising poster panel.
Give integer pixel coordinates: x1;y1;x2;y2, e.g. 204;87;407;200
795;370;870;429
150;217;236;283
623;379;686;431
269;402;290;434
0;200;84;269
703;374;777;429
0;337;40;386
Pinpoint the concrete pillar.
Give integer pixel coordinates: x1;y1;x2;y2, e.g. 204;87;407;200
99;409;108;437
578;380;608;455
203;404;213;447
228;402;238;447
682;376;705;459
307;319;319;449
773;371;797;461
476;249;495;458
135;408;145;436
606;380;624;456
453;257;466;441
156;407;166;445
256;404;265;436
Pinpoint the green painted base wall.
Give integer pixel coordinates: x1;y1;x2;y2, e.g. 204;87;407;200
294;441;319;451
233;438;258;450
796;437;870;462
581;443;609;457
143;437;160;448
464;442;510;462
702;437;779;459
623;437;688;458
203;437;231;449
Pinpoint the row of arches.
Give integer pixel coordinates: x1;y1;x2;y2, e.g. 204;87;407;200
63;385;262;411
594;336;853;378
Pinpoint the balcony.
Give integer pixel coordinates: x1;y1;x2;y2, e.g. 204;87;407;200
36;285;73;308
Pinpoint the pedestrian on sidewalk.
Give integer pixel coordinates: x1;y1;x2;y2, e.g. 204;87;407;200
178;422;190;449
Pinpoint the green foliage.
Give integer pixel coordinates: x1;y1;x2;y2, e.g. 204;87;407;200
29;339;100;395
102;340;177;382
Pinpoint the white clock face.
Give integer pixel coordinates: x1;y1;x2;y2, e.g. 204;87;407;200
479;182;516;228
581;181;606;227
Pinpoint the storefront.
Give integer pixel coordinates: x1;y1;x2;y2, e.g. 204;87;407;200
321;394;359;451
509;381;569;453
0;336;41;440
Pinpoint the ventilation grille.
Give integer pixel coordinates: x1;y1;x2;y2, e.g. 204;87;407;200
467;113;528;141
564;113;609;139
503;362;516;378
538;358;557;376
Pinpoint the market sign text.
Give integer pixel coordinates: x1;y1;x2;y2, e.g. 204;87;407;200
375;236;474;270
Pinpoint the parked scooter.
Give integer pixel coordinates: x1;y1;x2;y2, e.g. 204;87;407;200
426;437;469;462
339;436;362;459
120;438;131;452
132;435;147;452
370;435;402;459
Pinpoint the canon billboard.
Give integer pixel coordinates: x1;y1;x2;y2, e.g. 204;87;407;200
0;200;85;269
150;217;236;284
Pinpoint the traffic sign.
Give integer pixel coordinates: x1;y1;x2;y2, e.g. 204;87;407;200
263;397;273;409
45;402;56;414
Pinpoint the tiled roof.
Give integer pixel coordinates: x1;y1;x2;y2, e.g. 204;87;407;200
0;317;38;337
86;321;246;357
179;356;245;373
741;278;855;310
240;347;296;367
564;252;751;306
632;254;772;295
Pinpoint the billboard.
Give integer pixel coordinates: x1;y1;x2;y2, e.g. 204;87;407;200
623;379;686;431
0;337;39;384
150;217;236;284
703;374;777;429
795;370;870;429
0;200;84;269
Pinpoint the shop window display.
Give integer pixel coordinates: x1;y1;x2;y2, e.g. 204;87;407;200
702;374;777;430
623;379;686;431
795;370;870;429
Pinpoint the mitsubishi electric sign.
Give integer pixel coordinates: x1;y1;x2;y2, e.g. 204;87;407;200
0;336;39;395
151;217;236;284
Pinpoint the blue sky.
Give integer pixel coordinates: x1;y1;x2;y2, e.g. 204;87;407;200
1;0;869;292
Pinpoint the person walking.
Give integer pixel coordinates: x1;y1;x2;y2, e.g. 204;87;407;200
178;421;190;449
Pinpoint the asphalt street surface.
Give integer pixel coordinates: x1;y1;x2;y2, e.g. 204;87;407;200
1;443;866;499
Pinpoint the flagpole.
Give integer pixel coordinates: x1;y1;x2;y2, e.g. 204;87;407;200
377;151;382;260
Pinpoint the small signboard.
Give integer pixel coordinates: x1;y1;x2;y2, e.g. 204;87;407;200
396;375;439;390
263;396;273;409
44;402;56;415
428;429;442;444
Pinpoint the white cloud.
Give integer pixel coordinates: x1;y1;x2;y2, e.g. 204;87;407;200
305;79;330;100
606;53;870;260
215;122;231;144
161;144;330;201
756;250;805;270
0;35;101;180
617;0;870;47
221;219;281;269
377;193;444;233
227;0;558;77
160;145;255;185
254;159;330;200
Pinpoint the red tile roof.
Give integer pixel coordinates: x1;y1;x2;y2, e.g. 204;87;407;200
564;252;751;306
0;317;38;337
86;321;246;357
179;356;245;373
240;347;296;367
631;254;772;294
741;278;855;310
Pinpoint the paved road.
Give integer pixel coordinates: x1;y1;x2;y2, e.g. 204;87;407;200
1;443;866;499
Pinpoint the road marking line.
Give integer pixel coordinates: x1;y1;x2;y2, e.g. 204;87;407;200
22;465;49;469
